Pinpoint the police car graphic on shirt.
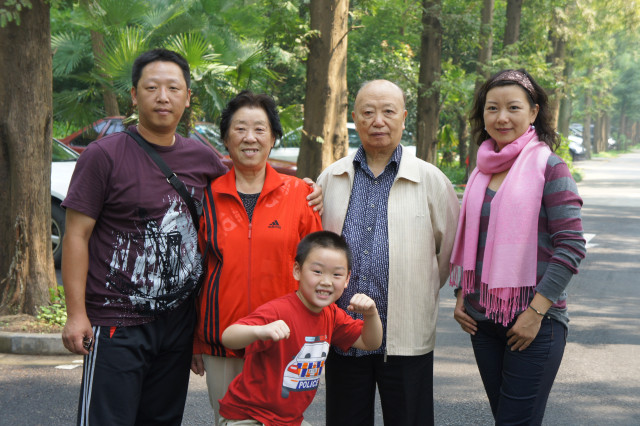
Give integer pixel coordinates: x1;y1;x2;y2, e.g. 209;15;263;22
281;335;329;398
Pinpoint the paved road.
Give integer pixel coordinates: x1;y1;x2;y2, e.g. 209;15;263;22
1;150;639;425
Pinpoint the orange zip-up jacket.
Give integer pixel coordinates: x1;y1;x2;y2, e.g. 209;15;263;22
194;164;322;357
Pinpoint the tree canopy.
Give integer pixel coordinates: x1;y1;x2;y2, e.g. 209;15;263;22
48;0;640;157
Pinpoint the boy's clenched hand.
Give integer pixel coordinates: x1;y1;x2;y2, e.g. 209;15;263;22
256;320;291;342
346;293;378;317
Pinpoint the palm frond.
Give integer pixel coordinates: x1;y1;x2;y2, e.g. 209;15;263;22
277;104;304;135
79;0;150;33
229;50;279;88
51;32;92;77
164;33;210;68
53;88;105;127
96;27;150;93
140;0;197;36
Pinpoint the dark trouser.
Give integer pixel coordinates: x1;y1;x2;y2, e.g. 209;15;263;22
325;350;434;426
471;317;567;426
77;300;195;426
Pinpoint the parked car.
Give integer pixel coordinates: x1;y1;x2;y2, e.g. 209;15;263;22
569;123;617;150
269;122;416;162
52;138;79;267
568;134;586;161
59;117;296;175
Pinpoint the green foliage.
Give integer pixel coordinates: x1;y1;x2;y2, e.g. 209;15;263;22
278;104;304;137
348;0;422;132
437;124;458;167
439;164;467;186
438;60;474;128
556;134;582;182
48;0;640;160
441;0;481;74
51;0;283;129
52;120;73;139
51;31;92;77
37;286;67;327
0;0;32;27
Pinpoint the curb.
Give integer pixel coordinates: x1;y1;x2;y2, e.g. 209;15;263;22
0;331;69;355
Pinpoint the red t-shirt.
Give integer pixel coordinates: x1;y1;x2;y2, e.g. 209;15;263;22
219;292;363;426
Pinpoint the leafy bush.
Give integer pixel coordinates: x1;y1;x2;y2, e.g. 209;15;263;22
439;164;467;186
37;286;67;327
556;134;583;182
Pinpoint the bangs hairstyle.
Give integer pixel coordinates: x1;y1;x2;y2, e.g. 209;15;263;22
132;48;190;89
219;90;283;142
469;69;560;151
295;231;352;272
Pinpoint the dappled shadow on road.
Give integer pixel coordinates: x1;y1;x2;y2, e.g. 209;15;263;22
550;364;640;426
568;202;640;346
578;204;640;274
434;398;494;425
582;204;640;226
568;308;640;346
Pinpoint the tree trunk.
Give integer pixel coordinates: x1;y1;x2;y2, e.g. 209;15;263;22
603;113;610;151
503;0;523;48
583;91;593;158
469;0;495;176
457;111;468;170
546;21;566;130
593;112;604;154
297;0;349;180
618;110;627;151
0;0;56;315
78;0;120;117
416;0;442;165
557;60;572;137
91;30;121;117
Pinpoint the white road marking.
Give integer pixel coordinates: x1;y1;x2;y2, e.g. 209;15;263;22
55;359;83;370
584;233;598;249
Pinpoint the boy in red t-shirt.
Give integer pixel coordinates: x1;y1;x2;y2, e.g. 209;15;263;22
218;231;383;426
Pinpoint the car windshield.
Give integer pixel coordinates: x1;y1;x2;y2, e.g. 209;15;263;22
52;139;79;162
194;123;226;151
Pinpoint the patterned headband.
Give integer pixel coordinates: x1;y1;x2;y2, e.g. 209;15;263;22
494;70;535;100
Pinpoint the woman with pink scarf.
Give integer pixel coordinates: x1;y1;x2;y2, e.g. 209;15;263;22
451;69;586;425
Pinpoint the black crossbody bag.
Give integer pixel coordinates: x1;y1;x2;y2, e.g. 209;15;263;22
125;130;202;230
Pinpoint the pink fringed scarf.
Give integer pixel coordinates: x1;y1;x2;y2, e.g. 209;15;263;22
450;126;551;325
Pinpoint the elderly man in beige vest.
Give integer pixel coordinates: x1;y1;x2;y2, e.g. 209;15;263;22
317;79;460;426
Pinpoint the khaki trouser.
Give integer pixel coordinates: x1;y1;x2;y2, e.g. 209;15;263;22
202;355;245;425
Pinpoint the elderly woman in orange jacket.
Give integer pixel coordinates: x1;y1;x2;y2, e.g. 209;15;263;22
191;91;323;423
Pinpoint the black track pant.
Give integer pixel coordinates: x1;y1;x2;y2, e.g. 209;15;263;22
76;301;195;426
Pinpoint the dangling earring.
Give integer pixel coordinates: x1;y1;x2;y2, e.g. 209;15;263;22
531;123;535;130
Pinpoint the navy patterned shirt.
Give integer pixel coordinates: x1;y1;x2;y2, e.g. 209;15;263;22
337;145;402;356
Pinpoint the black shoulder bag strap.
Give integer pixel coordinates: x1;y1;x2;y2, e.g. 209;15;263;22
125;130;202;230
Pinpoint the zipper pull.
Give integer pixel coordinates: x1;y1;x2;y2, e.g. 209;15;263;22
248;222;252;239
384;348;387;363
